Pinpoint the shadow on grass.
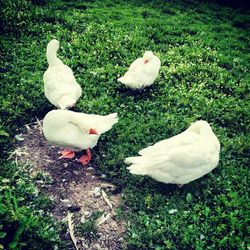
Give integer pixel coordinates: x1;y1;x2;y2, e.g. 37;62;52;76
115;84;161;99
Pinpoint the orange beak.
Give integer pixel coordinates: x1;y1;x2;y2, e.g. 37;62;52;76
89;128;98;135
144;60;149;64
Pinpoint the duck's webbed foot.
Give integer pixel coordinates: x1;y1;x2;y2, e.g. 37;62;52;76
78;148;92;165
59;149;75;159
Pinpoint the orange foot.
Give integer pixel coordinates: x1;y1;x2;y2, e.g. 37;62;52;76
59;149;75;159
78;148;92;165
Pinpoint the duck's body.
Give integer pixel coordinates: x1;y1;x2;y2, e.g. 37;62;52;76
125;121;220;185
43;110;118;164
43;39;82;109
118;51;161;89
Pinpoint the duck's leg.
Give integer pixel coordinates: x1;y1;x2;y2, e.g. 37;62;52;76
78;148;92;165
77;128;97;165
59;149;75;159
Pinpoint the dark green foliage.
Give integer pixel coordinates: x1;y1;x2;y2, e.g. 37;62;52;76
124;168;250;249
77;211;103;239
0;0;33;34
31;0;48;6
0;163;64;249
209;0;250;9
0;0;249;249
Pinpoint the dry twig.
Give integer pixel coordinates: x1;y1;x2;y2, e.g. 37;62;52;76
101;189;113;211
67;212;79;250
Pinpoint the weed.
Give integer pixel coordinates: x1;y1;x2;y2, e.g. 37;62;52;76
77;211;103;240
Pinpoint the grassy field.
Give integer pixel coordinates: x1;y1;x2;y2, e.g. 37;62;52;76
0;0;249;249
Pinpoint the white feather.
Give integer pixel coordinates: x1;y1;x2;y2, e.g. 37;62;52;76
118;51;161;89
125;120;220;185
43;39;82;109
42;110;118;151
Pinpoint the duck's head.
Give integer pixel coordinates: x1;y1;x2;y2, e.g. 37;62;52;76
47;39;60;51
188;120;212;134
143;51;154;64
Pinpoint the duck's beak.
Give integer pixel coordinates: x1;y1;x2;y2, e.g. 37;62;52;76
144;60;149;64
89;128;98;135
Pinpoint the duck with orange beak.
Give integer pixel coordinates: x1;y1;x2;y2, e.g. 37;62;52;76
43;110;118;165
117;51;161;89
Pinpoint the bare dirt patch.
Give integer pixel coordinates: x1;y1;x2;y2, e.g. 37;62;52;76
11;121;126;250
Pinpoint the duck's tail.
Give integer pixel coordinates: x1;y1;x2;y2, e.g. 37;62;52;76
98;113;119;134
125;153;169;176
125;156;149;175
57;95;76;109
117;75;139;89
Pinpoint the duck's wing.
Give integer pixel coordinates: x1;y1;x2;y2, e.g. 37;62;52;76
138;130;197;156
126;130;204;169
125;131;206;172
128;58;144;72
126;137;206;169
152;56;161;69
166;141;209;168
44;65;81;105
124;56;160;88
126;135;212;184
69;112;118;135
44;65;76;86
125;130;199;167
141;56;161;77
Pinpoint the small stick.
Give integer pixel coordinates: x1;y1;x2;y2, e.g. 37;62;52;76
101;189;113;211
96;213;112;226
67;212;79;250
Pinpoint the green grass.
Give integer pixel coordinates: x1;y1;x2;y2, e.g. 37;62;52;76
0;162;64;249
0;0;249;249
77;211;103;239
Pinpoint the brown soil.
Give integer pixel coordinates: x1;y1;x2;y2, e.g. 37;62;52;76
12;120;126;250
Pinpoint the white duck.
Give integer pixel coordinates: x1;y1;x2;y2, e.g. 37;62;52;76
125;120;220;185
117;51;161;89
43;110;118;165
43;39;82;109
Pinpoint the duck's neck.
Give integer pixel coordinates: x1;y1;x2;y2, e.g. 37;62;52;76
46;47;62;67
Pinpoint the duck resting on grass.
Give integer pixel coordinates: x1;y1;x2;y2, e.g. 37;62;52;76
125;120;220;185
42;110;118;165
117;51;161;89
43;39;82;109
